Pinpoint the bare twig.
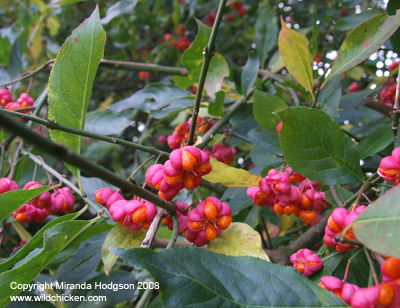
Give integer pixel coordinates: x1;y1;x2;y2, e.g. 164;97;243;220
141;207;169;248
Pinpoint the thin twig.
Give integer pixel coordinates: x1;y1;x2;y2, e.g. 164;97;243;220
0;114;176;213
141;207;168;248
364;247;379;286
187;0;228;145
329;185;342;207
21;150;108;218
0;109;169;157
343;249;363;282
392;70;400;142
342;173;380;208
333;235;363;247
166;214;179;249
259;214;273;249
129;155;155;180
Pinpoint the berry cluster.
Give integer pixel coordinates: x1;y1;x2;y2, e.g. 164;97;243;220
4;179;76;224
186;196;232;246
146;145;212;200
207;2;246;26
139;71;156;81
0;89;35;113
246;167;330;224
320;257;400;307
95;187;156;231
379;80;397;108
167;117;214;150
206;143;236;165
324;206;366;253
290;248;323;277
378;147;400;185
158;26;191;53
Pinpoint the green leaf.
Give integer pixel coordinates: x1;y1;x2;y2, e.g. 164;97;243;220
339;88;378;109
325;11;400;83
396;127;400;149
357;123;394;159
309;5;320;59
254;3;278;66
351;186;400;258
0;219;96;306
48;6;106;182
171;75;193;89
324;187;353;206
112;247;347;307
208;90;224;117
84;110;131;135
101;224;147;275
388;0;400;15
181;19;229;98
279;214;296;235
333;249;371;288
241;51;260;97
0;211;82;273
248;128;284;166
107;83;193;118
0;35;12;65
221;187;253;216
253;89;288;134
205;53;230;99
310;252;345;283
208;222;269;261
278;17;314;100
53;228;111;284
0;187;53;222
276;107;364;185
317;75;342;118
100;0;138;24
334;9;383;31
243;205;260;228
203;157;262;187
388;0;400;53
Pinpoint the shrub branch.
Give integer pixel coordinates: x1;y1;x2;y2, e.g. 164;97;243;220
0;113;175;213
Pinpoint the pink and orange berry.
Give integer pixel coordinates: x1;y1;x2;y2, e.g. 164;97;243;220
146;145;212;200
290;249;323;277
247;167;329;224
378;147;400;185
323;206;366;253
186;196;232;246
320;257;400;307
0;178;75;223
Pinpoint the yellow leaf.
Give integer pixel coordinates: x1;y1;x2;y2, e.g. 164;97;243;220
101;224;147;275
208;222;270;261
11;221;32;242
203;157;261;187
279;214;296;236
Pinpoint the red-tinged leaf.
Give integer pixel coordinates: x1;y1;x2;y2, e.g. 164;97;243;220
325;11;400;84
